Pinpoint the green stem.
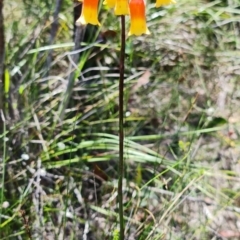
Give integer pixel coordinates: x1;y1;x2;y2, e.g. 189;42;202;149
0;0;5;226
0;0;4;112
118;15;125;240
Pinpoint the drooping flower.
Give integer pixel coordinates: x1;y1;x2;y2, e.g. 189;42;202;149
128;0;150;36
155;0;176;8
104;0;116;9
114;0;129;16
76;0;101;26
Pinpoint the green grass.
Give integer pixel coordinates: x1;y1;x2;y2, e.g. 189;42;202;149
1;0;240;239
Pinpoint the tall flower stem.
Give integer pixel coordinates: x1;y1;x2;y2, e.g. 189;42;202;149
118;15;125;240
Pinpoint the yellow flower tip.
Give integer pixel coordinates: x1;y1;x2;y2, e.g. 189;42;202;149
128;0;150;36
114;0;129;16
76;0;101;26
128;28;150;37
104;0;116;8
76;16;101;26
155;0;176;8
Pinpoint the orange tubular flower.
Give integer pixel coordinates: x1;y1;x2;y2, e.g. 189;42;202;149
104;0;116;8
155;0;176;8
76;0;101;26
128;0;150;36
114;0;129;16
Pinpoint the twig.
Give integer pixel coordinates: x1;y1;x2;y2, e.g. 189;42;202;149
20;210;32;240
45;0;63;76
118;15;125;240
50;0;62;44
59;25;86;120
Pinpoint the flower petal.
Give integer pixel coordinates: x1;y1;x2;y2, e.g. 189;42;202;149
155;0;176;8
104;0;116;8
114;0;129;16
76;0;101;26
128;0;150;36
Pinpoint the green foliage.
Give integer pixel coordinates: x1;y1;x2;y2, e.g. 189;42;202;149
113;229;120;240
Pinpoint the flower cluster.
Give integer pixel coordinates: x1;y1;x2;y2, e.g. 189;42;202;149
76;0;175;36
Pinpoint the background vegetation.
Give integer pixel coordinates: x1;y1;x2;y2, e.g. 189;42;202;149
1;0;240;239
